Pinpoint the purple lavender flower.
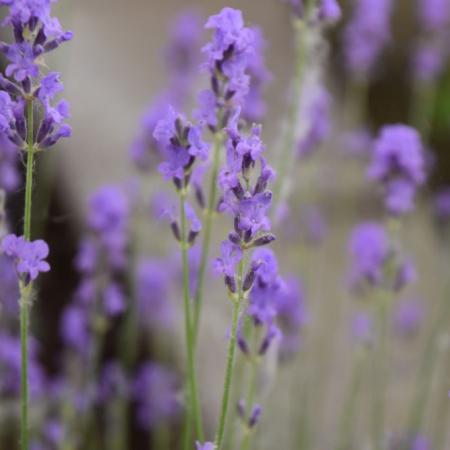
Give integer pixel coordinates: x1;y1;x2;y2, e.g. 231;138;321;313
435;186;450;223
196;443;215;450
196;8;256;131
60;305;90;351
319;0;342;24
343;0;393;76
393;297;426;337
417;0;450;32
0;132;20;191
1;233;50;282
0;0;72;149
413;41;446;82
411;434;431;450
97;361;128;404
368;125;426;215
0;253;20;316
135;258;174;330
348;222;416;292
214;240;243;277
133;362;181;429
154;107;209;181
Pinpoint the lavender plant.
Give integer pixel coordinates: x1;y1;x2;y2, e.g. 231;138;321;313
0;1;71;448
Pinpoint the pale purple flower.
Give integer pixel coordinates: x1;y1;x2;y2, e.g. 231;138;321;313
319;0;342;24
368;125;426;215
343;0;393;75
1;233;50;281
413;41;446;82
435;186;450;223
417;0;450;31
215;240;242;277
393;297;426;337
196;443;215;450
102;283;125;317
60;305;90;352
133;363;181;429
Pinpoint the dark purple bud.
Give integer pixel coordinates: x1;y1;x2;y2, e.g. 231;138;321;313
188;230;199;245
21;77;31;94
211;75;220;95
228;231;241;245
37;117;54;144
14;114;26;142
225;275;237;294
234;216;241;235
243;268;256;292
237;399;246;419
173;177;183;191
259;325;280;355
243;229;252;243
248;405;262;428
225;89;235;101
184;171;192;188
195;185;205;209
12;22;24;43
0;75;21;97
215;197;223;212
222;109;231;128
34;27;46;47
175;117;183;139
232;182;245;200
170;222;181;242
28;16;38;32
252;233;276;247
237;332;249;355
8;131;24;147
40;125;71;148
0;43;9;55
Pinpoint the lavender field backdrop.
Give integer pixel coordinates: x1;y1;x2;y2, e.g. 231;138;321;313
0;1;450;449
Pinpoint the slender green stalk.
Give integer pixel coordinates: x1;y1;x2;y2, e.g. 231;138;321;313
19;97;35;450
193;132;223;343
371;291;389;450
179;190;204;442
215;258;245;450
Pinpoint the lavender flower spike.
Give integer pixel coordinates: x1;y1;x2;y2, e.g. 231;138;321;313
196;442;215;450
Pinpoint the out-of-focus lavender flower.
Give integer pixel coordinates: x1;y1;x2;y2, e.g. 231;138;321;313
60;305;90;352
0;332;45;397
417;0;450;32
102;283;125;317
0;132;19;191
277;276;308;359
135;258;174;330
411;434;431;450
393;297;426;337
435;186;450;224
97;361;128;404
297;86;331;159
1;233;50;282
196;7;256;131
133;362;181;429
196;442;215;450
0;253;20;316
242;27;271;123
343;0;393;76
318;0;342;24
368;125;426;215
413;41;447;82
348;222;415;292
351;311;374;345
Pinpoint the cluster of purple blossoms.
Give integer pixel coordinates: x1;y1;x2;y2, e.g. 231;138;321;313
413;0;450;82
196;7;256;131
368;125;426;216
348;222;416;294
61;185;131;352
0;0;72;151
343;0;393;77
130;10;202;171
393;297;426;337
1;233;50;283
133;362;182;430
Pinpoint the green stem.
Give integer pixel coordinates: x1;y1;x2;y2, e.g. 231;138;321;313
179;191;204;442
193;132;222;344
372;292;389;450
20;98;34;450
215;259;245;450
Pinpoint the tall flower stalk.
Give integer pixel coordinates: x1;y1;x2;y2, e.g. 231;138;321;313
0;2;72;448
